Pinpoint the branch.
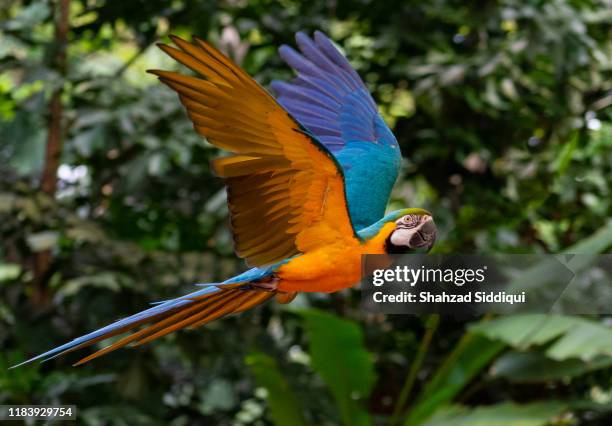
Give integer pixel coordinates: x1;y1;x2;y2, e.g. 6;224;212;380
40;0;69;195
34;0;70;306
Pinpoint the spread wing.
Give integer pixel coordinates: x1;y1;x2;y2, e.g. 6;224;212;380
150;36;359;267
271;31;402;230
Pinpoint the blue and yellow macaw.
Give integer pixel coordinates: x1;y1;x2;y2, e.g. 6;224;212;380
16;31;436;367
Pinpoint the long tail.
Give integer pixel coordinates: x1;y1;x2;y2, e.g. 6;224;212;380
12;281;275;368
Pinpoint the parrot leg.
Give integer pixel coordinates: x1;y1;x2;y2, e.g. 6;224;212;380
252;276;296;303
251;275;279;291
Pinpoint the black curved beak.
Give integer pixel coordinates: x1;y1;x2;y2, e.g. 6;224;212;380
409;215;437;253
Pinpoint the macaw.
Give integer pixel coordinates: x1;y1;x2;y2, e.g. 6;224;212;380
15;31;436;368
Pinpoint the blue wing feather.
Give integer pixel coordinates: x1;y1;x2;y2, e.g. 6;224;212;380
273;31;401;229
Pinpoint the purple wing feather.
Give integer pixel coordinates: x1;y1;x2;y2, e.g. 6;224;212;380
272;31;402;230
272;31;392;151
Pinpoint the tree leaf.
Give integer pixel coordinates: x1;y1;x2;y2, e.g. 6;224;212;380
563;220;612;256
491;350;612;383
404;332;505;426
470;315;612;361
245;352;308;426
25;231;59;252
299;309;375;426
422;402;566;426
0;263;21;282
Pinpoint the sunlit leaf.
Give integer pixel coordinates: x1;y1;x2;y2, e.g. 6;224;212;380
0;263;21;282
25;231;59;252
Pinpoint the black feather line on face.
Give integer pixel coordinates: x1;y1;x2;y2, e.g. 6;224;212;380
384;234;410;254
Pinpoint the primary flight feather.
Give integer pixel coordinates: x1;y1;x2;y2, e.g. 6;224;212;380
273;31;402;230
15;31;436;368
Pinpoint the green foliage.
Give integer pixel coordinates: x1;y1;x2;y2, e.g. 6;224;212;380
471;315;612;361
422;402;567;426
491;351;612;383
1;0;611;424
404;332;506;426
246;352;308;426
300;309;375;426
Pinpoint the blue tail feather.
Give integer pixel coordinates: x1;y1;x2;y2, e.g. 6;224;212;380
11;265;284;368
11;285;222;368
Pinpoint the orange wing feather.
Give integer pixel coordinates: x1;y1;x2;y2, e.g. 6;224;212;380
150;36;359;266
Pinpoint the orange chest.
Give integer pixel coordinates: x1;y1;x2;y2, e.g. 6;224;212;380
276;245;362;292
276;225;392;293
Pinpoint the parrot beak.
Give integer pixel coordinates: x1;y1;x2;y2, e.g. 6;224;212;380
387;214;437;253
408;215;437;252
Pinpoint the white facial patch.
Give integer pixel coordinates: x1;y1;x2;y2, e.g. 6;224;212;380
390;228;417;247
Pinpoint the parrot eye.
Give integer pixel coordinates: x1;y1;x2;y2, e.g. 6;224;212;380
396;214;420;229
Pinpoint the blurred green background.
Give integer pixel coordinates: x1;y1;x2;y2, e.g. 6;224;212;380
1;0;611;425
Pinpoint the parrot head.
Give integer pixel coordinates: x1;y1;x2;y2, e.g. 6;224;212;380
384;208;437;254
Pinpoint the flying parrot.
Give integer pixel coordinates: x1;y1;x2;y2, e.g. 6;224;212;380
15;31;436;368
